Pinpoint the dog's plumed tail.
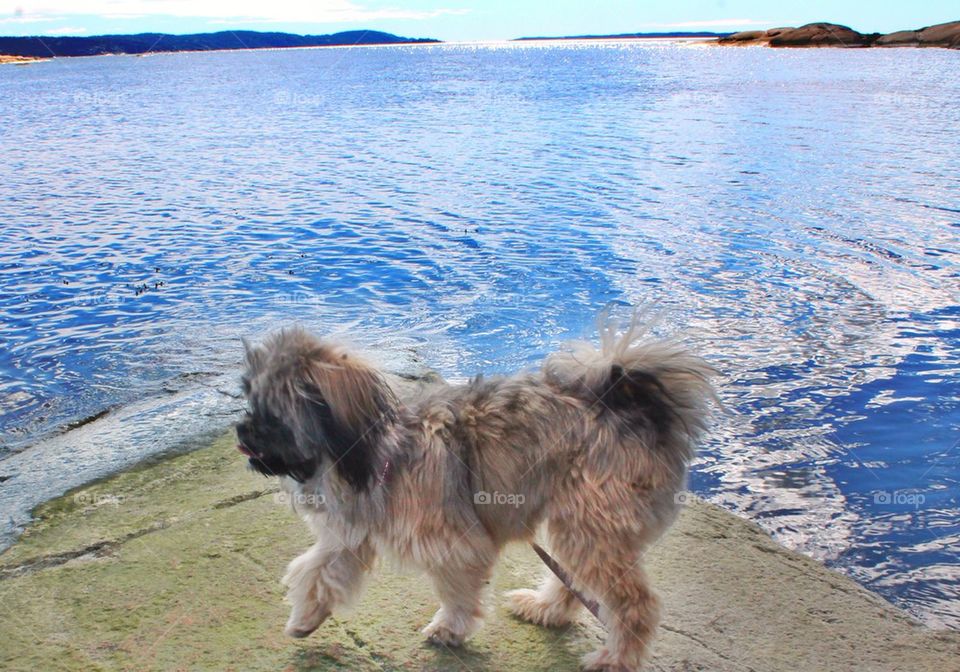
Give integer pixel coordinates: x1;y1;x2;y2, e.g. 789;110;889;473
542;310;716;453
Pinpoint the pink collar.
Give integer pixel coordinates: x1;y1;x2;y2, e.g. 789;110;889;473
376;459;391;488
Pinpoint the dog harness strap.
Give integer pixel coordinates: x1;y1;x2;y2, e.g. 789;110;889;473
530;542;602;621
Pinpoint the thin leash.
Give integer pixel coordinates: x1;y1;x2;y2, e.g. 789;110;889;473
532;544;634;672
529;542;602;621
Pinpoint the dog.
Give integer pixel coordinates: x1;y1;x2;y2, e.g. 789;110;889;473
235;314;715;671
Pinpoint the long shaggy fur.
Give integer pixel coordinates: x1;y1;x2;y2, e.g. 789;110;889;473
236;314;716;671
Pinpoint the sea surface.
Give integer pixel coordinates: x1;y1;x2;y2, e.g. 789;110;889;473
1;41;958;628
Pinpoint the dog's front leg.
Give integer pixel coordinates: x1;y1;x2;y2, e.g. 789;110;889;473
422;562;493;647
282;534;375;638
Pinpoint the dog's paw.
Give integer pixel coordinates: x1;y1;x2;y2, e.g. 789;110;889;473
284;604;331;639
422;620;467;648
505;588;576;628
581;647;633;672
285;623;320;639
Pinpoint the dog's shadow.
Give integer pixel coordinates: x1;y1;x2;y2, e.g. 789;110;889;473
288;616;591;671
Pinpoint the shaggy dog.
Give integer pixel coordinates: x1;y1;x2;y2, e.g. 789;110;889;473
235;316;715;671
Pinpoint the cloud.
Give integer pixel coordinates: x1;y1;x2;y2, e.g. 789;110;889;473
0;14;61;24
0;1;469;24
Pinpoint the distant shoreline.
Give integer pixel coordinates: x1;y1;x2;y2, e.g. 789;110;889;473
514;21;959;48
0;29;438;59
515;31;730;41
0;40;452;65
0;54;44;64
2;21;958;64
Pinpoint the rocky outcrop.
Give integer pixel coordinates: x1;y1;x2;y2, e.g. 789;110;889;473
716;27;792;46
722;30;764;42
2;433;960;671
768;23;875;48
917;20;960;47
874;30;922;47
715;20;960;49
716;23;871;48
875;21;960;48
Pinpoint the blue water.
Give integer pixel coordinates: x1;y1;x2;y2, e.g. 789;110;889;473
1;41;958;627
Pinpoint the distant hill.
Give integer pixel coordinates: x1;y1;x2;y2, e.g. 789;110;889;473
0;30;439;58
515;32;732;41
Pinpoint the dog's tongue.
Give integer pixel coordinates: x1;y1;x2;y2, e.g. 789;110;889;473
236;443;256;457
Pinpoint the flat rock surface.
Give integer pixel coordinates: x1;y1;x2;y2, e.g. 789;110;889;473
1;435;957;671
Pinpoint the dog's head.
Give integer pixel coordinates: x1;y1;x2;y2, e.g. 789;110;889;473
236;327;398;488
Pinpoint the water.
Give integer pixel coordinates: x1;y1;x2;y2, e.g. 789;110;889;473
1;41;958;628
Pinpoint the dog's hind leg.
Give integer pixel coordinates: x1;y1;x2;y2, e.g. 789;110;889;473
282;534;375;638
549;519;660;671
422;560;494;647
506;571;583;627
580;562;659;671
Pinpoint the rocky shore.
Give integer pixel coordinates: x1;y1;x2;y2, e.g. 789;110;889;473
1;432;958;671
0;54;45;64
715;20;960;48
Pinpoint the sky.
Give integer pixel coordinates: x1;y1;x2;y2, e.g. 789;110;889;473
1;1;958;42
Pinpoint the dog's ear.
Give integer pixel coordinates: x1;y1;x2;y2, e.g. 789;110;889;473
295;354;397;490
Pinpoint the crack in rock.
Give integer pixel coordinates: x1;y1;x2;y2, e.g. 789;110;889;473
212;489;275;509
0;521;168;579
660;623;755;670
